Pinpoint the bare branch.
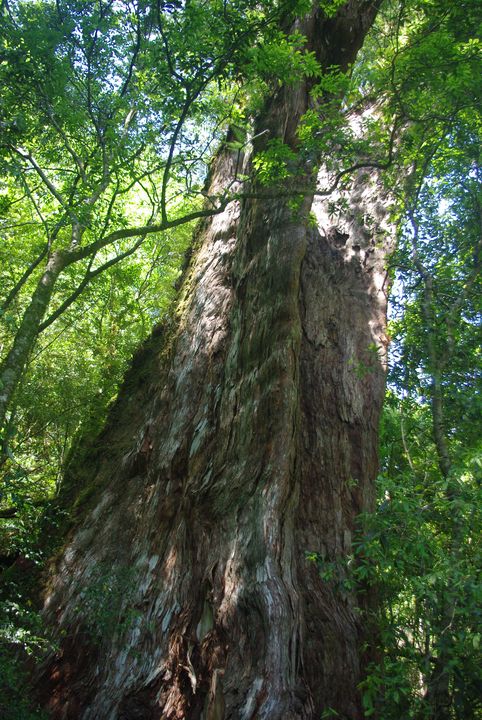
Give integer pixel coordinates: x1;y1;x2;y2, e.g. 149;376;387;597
156;0;184;83
160;96;197;224
41;98;86;181
120;5;143;98
1;243;49;313
11;146;68;209
39;235;147;332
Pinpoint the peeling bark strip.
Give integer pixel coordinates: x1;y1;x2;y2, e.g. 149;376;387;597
39;3;391;718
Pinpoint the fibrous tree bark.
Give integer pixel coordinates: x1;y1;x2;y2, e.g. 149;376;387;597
39;3;395;718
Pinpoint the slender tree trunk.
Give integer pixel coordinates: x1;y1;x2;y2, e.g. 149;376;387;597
38;4;393;718
0;251;67;437
418;269;454;720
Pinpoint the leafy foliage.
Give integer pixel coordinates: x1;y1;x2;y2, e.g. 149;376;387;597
356;396;481;719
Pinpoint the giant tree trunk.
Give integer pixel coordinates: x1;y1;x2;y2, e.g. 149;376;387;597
39;4;392;718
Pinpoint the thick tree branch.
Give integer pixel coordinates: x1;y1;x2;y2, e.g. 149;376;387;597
1;243;49;313
39;234;147;332
11;146;68;209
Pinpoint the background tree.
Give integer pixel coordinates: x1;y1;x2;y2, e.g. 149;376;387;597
363;140;481;720
346;4;482;716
